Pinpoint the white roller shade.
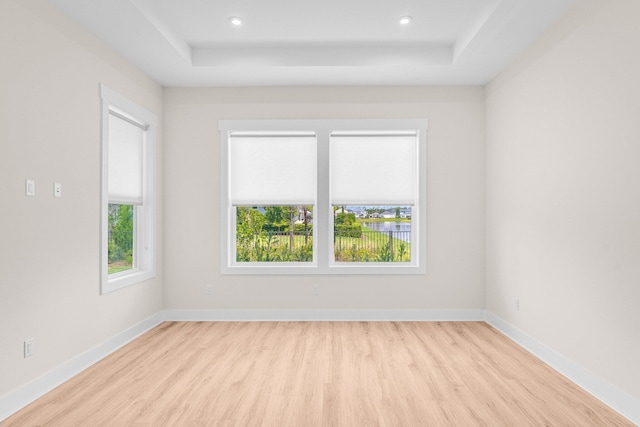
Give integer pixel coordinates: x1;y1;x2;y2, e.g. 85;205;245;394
229;134;316;205
108;113;144;205
330;132;418;205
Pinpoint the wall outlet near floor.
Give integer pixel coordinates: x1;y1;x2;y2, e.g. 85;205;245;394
205;285;213;295
514;298;520;312
24;338;34;358
312;285;320;296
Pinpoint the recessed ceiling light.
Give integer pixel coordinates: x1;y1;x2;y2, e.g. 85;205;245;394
398;16;413;25
229;16;243;26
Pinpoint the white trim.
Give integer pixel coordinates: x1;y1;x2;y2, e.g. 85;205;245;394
0;313;163;423
100;85;158;128
163;308;485;322
485;312;640;425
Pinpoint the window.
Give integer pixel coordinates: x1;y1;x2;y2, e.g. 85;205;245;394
219;119;427;274
330;132;418;264
228;132;317;265
220;119;427;275
100;85;157;293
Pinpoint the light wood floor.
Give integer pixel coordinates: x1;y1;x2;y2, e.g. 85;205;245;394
4;321;632;426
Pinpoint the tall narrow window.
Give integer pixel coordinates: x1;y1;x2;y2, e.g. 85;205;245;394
100;85;156;293
107;112;143;274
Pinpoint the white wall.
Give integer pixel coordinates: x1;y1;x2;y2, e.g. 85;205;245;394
163;87;485;311
2;0;638;419
0;0;163;397
486;0;640;401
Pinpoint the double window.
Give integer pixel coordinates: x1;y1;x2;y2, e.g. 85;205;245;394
220;119;427;274
100;85;157;293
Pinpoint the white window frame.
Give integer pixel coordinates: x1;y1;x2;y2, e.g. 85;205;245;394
100;84;157;293
220;119;427;275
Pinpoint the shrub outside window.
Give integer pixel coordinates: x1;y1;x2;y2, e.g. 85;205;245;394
333;206;412;263
235;206;314;262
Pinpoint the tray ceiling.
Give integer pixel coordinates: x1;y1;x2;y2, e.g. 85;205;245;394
48;0;576;86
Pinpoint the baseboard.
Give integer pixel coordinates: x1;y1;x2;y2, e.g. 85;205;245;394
162;308;487;322
3;310;637;426
485;312;640;425
0;312;164;423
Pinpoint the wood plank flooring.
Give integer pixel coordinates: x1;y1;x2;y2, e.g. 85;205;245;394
4;321;633;426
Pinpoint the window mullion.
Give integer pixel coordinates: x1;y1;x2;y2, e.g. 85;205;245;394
316;130;331;269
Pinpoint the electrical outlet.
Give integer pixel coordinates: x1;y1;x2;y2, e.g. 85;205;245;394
205;285;213;295
312;285;320;296
515;298;520;312
54;182;62;197
24;338;34;358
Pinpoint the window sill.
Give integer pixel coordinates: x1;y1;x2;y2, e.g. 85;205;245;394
222;264;425;275
101;269;155;294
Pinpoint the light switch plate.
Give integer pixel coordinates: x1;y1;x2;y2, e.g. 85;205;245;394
25;179;35;196
24;338;34;358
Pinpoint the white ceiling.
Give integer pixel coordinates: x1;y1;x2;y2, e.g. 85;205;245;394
48;0;576;87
